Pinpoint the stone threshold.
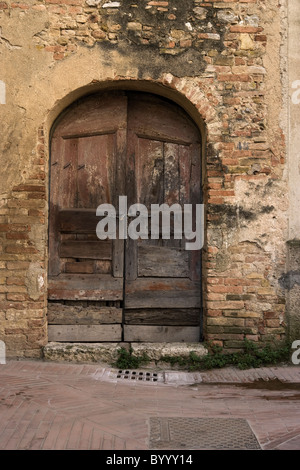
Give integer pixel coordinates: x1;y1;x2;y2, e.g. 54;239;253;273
43;341;208;368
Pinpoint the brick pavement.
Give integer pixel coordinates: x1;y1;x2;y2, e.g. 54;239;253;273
0;359;300;450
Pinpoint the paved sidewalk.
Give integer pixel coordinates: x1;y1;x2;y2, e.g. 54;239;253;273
0;359;299;450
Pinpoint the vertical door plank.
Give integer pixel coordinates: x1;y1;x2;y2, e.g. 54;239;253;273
77;133;115;208
49;136;62;276
137;138;164;207
163;142;180;247
179;145;191;206
189;142;202;281
164;142;179;206
60;138;78;208
125;130;138;281
113;127;127;277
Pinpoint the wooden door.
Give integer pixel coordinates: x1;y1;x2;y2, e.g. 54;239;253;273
48;93;127;342
123;93;202;342
48;91;202;343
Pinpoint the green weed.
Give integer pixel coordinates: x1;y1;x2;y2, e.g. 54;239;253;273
112;339;291;371
159;339;291;371
113;347;150;369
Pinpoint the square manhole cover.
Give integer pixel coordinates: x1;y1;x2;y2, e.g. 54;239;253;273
150;417;261;450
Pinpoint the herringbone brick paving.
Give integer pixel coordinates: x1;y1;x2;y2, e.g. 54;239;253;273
0;360;300;450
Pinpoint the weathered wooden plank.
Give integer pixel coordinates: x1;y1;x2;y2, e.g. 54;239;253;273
179;144;191;205
64;261;94;274
123;325;200;342
47;303;122;324
48;324;122;342
137;138;164;207
189;142;202;281
163;142;181;248
124;309;200;325
127;93;201;144
164;142;179;206
48;275;123;301
60;240;112;260
48;136;63;277
77;133;116;208
125;131;138;281
95;260;111;274
112;238;124;278
138;246;189;277
111;128;126;277
60;138;78;208
59;209;99;233
53;93;128;139
125;278;201;309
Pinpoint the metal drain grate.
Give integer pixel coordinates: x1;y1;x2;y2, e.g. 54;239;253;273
150;417;261;450
116;370;162;382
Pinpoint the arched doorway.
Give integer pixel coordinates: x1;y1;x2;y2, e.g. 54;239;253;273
48;91;202;343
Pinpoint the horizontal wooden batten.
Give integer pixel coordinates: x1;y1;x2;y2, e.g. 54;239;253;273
123;325;200;342
60;240;112;260
64;261;94;274
48;324;122;342
125;278;201;309
48;274;123;301
138;246;189;278
59;209;99;233
62;129;117;140
124;309;200;326
48;303;122;325
136;133;193;146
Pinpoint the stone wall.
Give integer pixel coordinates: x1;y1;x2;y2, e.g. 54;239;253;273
0;0;293;358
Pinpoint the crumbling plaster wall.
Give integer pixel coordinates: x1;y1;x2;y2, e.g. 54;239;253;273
0;0;293;357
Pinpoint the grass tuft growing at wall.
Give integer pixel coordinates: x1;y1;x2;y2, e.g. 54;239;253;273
112;339;292;371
